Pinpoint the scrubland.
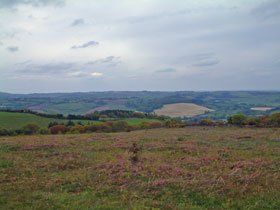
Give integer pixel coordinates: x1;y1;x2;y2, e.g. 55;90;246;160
0;127;280;209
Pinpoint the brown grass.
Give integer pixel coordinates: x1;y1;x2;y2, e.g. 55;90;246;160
155;103;215;117
1;127;280;209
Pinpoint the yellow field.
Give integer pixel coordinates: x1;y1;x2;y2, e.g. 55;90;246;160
251;107;272;111
154;103;215;117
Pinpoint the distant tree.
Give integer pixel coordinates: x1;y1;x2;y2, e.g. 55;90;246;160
66;120;75;127
137;121;150;129
69;125;85;134
228;114;247;125
48;122;58;128
133;112;145;118
270;112;280;126
99;114;108;121
39;128;51;135
22;122;40;135
199;119;214;126
49;125;67;134
112;120;129;132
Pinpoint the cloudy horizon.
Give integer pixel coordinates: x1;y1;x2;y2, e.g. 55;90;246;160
0;0;280;93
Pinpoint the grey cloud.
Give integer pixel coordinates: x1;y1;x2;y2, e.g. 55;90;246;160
71;41;99;49
71;18;84;27
7;46;19;52
85;56;120;66
156;68;176;73
17;62;75;74
252;0;280;20
192;59;220;67
192;53;220;67
101;56;115;63
0;0;65;8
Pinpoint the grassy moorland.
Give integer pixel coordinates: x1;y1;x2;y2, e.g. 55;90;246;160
0;112;160;129
0;127;280;209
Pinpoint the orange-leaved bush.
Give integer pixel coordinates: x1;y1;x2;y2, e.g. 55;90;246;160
49;125;67;134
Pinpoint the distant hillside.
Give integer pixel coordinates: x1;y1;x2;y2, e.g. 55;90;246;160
0;112;160;129
1;91;280;121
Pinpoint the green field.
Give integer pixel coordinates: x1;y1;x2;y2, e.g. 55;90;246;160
123;118;160;125
0;127;279;209
0;112;160;129
1;91;280;121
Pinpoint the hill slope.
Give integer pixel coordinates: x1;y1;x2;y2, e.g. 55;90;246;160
0;127;279;209
0;112;160;129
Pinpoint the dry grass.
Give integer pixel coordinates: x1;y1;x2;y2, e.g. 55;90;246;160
251;107;272;111
1;127;280;209
155;103;215;117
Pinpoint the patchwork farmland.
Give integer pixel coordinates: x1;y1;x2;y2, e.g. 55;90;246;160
155;103;215;117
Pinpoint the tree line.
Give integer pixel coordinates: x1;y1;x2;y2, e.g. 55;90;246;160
0;109;168;121
1;112;280;137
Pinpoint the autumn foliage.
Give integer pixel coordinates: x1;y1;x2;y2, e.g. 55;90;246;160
49;125;67;134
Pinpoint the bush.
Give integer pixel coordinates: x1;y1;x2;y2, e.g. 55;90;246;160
247;116;261;126
270;112;280;126
69;125;86;134
22;122;40;135
84;124;100;132
112;120;128;132
39;128;51;135
228;114;247;125
84;123;112;133
0;127;8;136
49;125;67;134
148;122;163;129
137;121;150;129
199;119;214;126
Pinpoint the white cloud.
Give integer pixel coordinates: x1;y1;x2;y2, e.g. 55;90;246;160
91;72;103;77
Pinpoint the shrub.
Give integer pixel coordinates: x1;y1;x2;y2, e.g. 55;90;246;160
22;122;40;135
66;120;75;127
48;122;59;128
137;121;150;129
69;125;85;134
112;120;128;132
0;127;8;136
148;122;163;129
49;125;67;134
84;123;112;133
98;123;112;132
84;124;100;132
247;116;261;126
199;119;215;126
270;112;280;126
39;128;51;135
228;114;247;125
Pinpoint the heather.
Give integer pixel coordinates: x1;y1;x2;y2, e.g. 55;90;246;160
0;127;279;209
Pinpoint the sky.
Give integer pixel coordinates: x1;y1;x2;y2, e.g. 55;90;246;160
0;0;280;93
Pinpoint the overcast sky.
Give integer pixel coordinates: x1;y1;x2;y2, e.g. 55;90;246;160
0;0;280;93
